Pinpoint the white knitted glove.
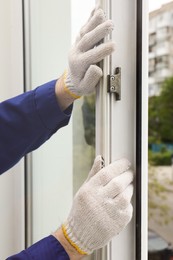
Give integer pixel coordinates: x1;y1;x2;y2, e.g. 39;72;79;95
62;156;134;255
63;7;115;99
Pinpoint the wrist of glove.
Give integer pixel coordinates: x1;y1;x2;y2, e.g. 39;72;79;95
62;155;134;255
61;7;115;100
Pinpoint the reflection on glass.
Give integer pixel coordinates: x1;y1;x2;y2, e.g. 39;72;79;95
148;1;173;259
73;95;95;260
28;0;73;244
73;95;95;193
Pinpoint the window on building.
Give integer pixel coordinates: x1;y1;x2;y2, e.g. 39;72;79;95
157;26;170;40
149;58;156;72
156;55;169;69
149;32;156;46
149;45;156;53
159;14;163;21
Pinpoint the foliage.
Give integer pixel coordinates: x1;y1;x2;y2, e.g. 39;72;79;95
149;77;173;143
149;95;161;143
148;150;172;166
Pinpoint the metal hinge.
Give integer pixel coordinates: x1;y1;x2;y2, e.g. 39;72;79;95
107;67;121;100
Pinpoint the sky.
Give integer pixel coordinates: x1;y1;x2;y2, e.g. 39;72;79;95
149;0;173;12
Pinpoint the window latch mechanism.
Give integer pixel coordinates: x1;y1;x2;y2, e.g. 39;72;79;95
108;67;121;100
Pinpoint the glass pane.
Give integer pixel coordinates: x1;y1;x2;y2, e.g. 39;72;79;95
27;2;95;259
73;95;95;260
148;1;173;259
73;96;95;194
71;2;95;259
29;0;73;242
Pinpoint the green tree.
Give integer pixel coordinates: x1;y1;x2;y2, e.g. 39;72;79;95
149;95;161;144
149;77;173;144
158;77;173;143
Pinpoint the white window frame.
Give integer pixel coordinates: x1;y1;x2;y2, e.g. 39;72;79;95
95;0;148;259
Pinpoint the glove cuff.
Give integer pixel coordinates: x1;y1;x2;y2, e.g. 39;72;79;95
62;222;92;255
63;70;81;99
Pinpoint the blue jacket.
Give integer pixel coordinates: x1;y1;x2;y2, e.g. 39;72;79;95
0;80;71;259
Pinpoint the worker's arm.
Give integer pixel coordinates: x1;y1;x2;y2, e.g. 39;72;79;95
0;80;73;175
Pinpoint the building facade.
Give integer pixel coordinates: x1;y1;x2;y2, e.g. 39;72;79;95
149;1;173;96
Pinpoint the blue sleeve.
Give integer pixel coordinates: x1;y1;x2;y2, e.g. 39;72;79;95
0;80;73;174
7;235;70;260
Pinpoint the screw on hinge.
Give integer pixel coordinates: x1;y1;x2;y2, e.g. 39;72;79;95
108;67;121;100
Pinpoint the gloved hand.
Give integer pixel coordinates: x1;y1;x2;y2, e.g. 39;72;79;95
62;7;115;99
62;155;134;255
